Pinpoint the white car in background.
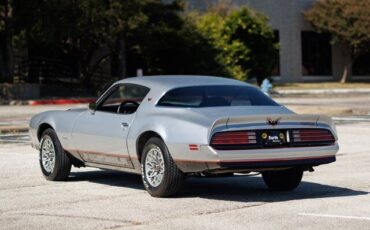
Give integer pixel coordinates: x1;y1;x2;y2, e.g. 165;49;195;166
29;75;339;197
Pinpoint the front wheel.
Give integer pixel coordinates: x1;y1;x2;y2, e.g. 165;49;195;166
262;168;303;191
141;137;185;197
39;128;71;181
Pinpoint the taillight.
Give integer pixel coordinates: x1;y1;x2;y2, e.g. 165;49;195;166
211;131;257;147
210;129;335;150
291;129;335;143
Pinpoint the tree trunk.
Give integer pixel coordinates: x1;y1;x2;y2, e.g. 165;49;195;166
0;1;14;83
111;31;127;79
340;59;352;83
340;63;349;83
0;36;5;82
81;67;90;90
4;25;13;83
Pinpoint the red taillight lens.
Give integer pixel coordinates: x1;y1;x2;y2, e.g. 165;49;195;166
291;129;335;143
211;131;257;146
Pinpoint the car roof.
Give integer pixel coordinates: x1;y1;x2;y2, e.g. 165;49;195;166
117;75;250;92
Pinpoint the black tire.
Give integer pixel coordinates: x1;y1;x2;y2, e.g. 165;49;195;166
39;128;71;181
141;137;185;197
262;168;303;191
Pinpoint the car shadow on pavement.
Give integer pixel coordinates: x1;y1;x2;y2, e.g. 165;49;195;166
69;170;144;190
69;170;368;202
180;175;368;203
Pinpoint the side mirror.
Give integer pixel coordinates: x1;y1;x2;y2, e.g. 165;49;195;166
88;102;97;111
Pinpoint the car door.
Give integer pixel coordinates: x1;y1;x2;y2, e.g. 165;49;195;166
71;83;150;168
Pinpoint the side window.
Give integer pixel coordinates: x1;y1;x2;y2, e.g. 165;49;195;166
97;84;150;114
158;87;203;107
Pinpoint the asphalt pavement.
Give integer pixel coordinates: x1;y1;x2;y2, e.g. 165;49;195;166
0;94;370;229
0;120;369;229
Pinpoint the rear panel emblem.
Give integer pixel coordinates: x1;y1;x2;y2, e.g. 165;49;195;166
267;117;281;126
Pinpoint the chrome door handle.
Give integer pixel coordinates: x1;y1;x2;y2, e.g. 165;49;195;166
121;122;129;128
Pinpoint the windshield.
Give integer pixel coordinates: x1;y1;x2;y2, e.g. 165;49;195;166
157;85;278;107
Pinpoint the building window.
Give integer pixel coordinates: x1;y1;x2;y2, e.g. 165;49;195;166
271;30;280;76
353;52;370;76
301;31;332;76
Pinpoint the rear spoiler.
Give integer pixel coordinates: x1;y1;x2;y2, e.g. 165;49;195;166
211;114;337;139
227;114;320;127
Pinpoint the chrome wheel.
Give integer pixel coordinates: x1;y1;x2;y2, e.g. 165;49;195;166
145;146;165;187
41;135;56;174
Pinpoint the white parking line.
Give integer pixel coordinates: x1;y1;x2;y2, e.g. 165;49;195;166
299;213;370;221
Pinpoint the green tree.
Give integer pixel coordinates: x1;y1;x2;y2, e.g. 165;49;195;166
127;2;222;77
2;0;278;91
11;0;201;90
13;0;154;88
305;0;370;83
195;7;279;84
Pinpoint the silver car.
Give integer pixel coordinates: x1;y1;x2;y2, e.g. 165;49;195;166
29;75;339;197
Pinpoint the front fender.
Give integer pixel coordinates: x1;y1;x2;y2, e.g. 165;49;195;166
29;109;84;150
29;111;59;150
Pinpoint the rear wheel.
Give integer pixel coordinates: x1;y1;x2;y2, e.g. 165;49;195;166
262;168;303;191
141;137;185;197
39;128;71;180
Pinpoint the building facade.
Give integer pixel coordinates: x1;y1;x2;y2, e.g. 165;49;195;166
183;0;370;82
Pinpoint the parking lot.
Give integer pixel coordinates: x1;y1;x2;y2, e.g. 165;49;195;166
0;112;369;229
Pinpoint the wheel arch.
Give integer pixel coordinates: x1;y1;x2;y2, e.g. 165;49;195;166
136;130;164;162
37;123;55;141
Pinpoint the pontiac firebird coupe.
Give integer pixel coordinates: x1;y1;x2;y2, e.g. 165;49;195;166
29;75;339;197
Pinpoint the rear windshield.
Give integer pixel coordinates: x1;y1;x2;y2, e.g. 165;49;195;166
157;85;278;107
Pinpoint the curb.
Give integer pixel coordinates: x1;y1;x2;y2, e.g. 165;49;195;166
276;88;370;95
28;98;96;106
2;98;96;106
333;116;370;122
0;126;29;134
